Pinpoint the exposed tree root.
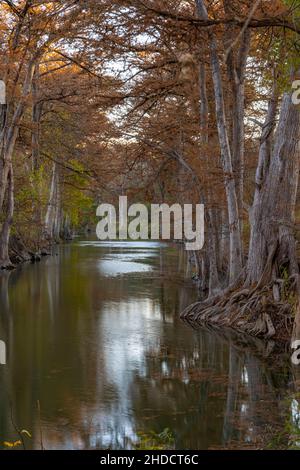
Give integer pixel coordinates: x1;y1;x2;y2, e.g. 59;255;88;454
0;235;52;270
0;259;15;271
181;275;298;341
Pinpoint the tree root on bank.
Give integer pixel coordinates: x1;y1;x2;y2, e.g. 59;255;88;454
181;277;297;341
0;235;52;270
0;259;16;271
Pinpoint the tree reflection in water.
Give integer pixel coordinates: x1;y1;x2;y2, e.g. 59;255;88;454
0;241;298;449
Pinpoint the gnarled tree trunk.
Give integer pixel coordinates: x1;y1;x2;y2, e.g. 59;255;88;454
182;90;300;340
246;91;300;286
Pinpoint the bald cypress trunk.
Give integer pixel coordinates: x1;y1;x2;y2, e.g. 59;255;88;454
31;65;42;172
182;90;300;339
0;165;14;269
44;163;61;242
224;1;251;237
199;61;221;295
0;59;36;211
0;60;36;268
246;92;300;286
196;0;242;283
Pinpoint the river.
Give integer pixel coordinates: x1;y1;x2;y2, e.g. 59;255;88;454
0;240;299;449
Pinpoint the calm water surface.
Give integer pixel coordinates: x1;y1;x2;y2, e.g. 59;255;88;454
0;240;300;449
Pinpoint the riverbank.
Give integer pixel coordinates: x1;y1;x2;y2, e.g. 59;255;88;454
10;236;51;267
181;281;297;343
2;235;74;270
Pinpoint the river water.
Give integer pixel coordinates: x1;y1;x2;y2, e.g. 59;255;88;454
0;240;299;450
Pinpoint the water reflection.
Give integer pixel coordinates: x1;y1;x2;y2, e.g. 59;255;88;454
0;241;299;449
